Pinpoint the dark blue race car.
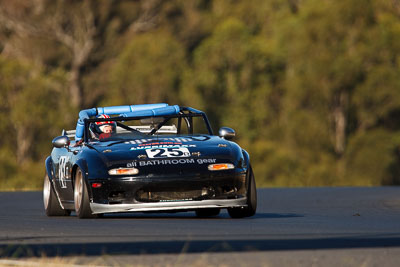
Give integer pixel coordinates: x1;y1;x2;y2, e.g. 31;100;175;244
43;104;257;218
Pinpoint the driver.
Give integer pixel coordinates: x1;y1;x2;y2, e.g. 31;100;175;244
90;114;116;139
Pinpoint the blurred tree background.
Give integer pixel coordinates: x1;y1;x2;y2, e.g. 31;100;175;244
1;0;400;190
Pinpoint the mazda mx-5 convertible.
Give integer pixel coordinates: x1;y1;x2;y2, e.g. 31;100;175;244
43;103;256;218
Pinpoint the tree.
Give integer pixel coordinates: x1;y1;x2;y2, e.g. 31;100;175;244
0;0;97;109
0;0;164;109
108;32;186;105
278;0;400;184
0;56;69;189
182;18;283;138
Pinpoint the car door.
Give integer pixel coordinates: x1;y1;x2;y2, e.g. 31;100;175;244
52;146;75;204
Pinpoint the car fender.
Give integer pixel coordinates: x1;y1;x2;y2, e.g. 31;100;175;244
242;149;250;169
72;159;94;200
78;148;110;179
45;156;65;208
45;156;54;182
241;149;252;189
73;158;89;179
227;142;247;168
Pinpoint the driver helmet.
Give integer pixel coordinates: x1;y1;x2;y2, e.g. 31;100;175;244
90;114;116;137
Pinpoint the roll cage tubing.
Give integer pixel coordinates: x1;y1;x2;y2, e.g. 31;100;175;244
82;107;214;143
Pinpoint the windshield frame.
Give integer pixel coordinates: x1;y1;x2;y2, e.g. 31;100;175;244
83;112;213;143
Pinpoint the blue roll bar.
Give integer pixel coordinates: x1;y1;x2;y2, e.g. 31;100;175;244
75;103;177;140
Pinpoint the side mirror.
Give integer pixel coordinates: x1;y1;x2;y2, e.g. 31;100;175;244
219;127;235;140
52;136;70;148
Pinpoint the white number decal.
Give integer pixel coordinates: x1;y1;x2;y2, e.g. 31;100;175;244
146;148;191;158
58;156;69;188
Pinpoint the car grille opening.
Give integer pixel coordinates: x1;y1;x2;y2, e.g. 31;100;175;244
135;187;216;202
108;191;125;204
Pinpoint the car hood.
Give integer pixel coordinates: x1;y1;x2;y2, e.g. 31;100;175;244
89;135;239;166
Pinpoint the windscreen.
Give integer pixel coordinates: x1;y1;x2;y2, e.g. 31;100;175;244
88;114;211;142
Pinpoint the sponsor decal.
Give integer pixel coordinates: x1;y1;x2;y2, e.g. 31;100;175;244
159;199;192;202
130;144;196;151
190;136;210;141
196;158;218;164
126;158;217;167
138;142;182;146
126;136;210;145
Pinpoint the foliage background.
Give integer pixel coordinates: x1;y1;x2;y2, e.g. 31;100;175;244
0;0;400;190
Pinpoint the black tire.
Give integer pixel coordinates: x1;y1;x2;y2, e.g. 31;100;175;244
195;208;220;217
228;165;257;218
43;173;70;216
74;168;97;218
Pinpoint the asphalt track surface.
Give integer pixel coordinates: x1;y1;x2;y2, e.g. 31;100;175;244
0;187;400;266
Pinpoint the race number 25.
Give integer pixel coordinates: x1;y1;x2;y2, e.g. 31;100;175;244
146;147;190;158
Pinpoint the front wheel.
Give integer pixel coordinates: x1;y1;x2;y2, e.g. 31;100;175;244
43;173;70;216
228;165;257;218
74;168;97;218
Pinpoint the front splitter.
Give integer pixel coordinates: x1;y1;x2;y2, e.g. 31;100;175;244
90;198;247;214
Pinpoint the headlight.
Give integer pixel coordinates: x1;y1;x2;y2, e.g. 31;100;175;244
208;163;235;171
108;167;139;175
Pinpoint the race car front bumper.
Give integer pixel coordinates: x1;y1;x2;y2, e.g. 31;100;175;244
88;171;247;213
90;197;247;214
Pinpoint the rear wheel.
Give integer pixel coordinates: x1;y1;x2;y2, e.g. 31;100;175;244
228;165;257;218
43;173;70;216
74;168;97;218
195;208;220;217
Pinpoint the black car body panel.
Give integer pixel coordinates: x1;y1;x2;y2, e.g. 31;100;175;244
45;104;254;216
